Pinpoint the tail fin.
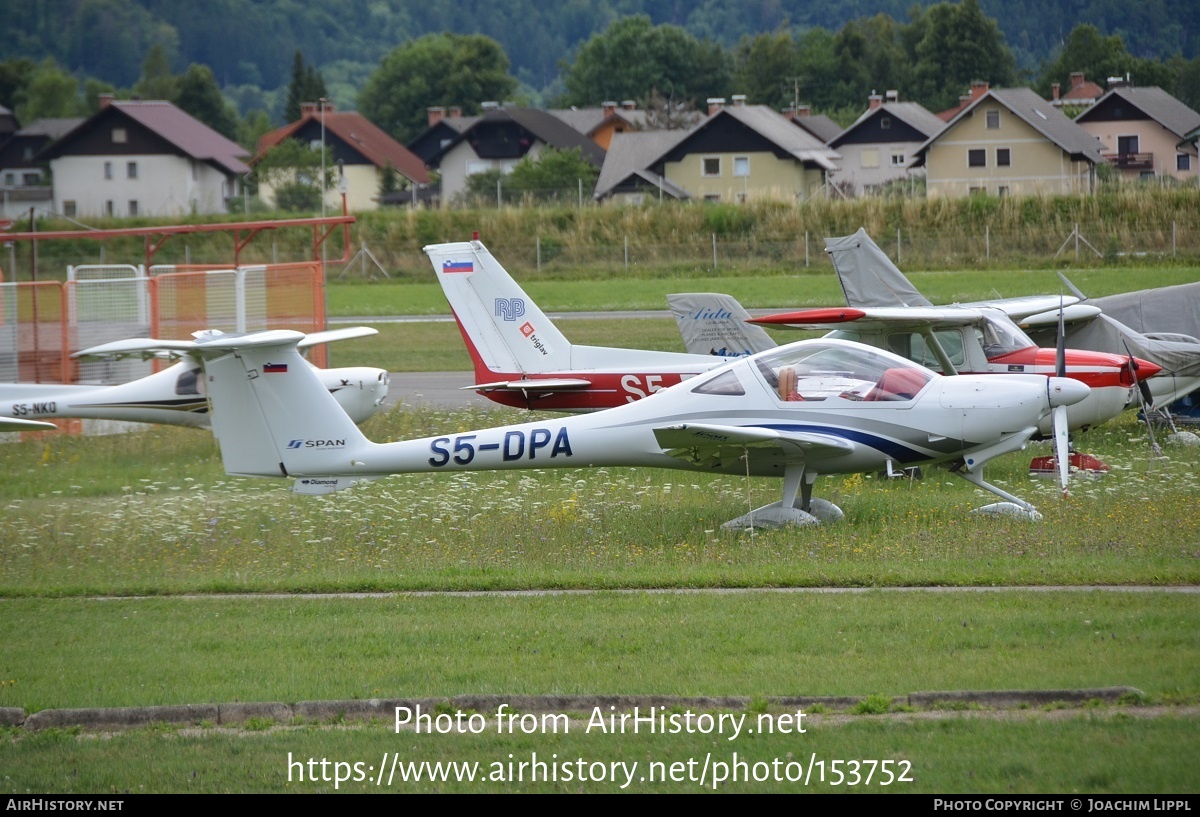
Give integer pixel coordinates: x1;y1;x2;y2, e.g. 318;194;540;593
668;293;777;357
196;330;369;479
424;241;574;377
825;228;931;308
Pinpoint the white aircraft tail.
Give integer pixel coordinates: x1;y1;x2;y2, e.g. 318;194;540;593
196;331;371;479
424;241;575;379
668;293;777;357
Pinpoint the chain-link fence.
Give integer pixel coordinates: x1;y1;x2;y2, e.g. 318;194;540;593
336;221;1200;281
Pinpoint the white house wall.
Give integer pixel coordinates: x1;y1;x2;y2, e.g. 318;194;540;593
51;155;233;217
831;142;925;195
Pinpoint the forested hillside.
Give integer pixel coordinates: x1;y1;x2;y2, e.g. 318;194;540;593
2;0;1196;93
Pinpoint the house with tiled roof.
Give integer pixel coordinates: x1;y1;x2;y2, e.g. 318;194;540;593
1051;72;1106;109
550;101;652;151
785;105;843;144
0;116;81;219
828;94;944;195
40;97;249;218
595;97;839;203
424;104;606;205
407;106;477;165
653;98;839;203
912;86;1105;198
1075;86;1200;182
593;130;692;203
255;102;429;212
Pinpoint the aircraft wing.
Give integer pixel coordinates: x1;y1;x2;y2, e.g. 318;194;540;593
749;306;992;331
467;378;594;393
0;417;57;432
73;338;198;359
654;422;855;466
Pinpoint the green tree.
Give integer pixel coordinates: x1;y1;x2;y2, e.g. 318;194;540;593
17;59;86;121
284;50;327;123
0;58;37;112
505;147;599;202
792;28;845;111
252;137;331;211
733;30;799;108
909;0;1017;112
238;109;274;155
559;15;732;109
378;161;399;198
175;63;238;140
133;43;177;101
358;33;517;144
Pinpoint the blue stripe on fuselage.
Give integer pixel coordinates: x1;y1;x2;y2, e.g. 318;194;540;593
755;423;933;464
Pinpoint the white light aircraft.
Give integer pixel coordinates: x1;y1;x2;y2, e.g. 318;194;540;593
184;329;1089;527
423;240;728;410
1;327;389;430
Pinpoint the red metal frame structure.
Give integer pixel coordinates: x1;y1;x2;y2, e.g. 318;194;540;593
0;213;355;272
1;213;354;383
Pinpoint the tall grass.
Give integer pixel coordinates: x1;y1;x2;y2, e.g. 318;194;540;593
2;407;1196;597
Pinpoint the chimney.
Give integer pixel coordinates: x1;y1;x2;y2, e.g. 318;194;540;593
449;106;463;118
868;93;883;111
621;100;636;110
99;94;114;109
427;106;445;127
885;89;899;103
707;97;725;115
480;101;500;111
300;102;318;116
796;104;811;118
1051;83;1060;101
731;94;746;106
970;80;990;100
1070;72;1085;89
602;100;617;116
781;105;796;120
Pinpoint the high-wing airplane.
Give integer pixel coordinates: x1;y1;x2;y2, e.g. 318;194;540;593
1;327;389;429
423;240;728;410
182;329;1089;526
670;230;1162;440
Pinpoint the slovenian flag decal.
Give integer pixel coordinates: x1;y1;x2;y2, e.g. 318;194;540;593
263;362;288;373
442;260;473;274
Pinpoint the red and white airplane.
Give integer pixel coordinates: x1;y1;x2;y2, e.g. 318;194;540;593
424;240;728;411
671;229;1161;441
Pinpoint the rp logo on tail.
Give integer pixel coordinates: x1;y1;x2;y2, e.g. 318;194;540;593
495;297;526;322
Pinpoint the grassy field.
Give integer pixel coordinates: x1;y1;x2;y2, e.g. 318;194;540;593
324;266;1200;318
3;257;1199;793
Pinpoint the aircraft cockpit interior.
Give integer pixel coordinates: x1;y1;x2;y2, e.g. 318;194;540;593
753;342;933;403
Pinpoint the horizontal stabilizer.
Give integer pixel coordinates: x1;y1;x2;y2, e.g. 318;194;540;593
298;327;378;348
467;378;594;393
292;476;381;495
76;327;379;359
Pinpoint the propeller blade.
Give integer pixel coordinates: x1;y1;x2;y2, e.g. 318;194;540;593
1053;404;1070;497
1056;272;1088;303
1121;339;1163;457
1055;293;1067;379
